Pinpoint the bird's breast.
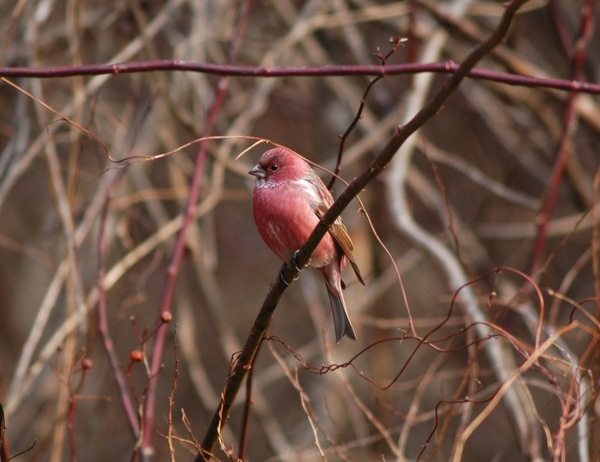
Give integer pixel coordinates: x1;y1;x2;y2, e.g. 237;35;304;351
253;182;338;267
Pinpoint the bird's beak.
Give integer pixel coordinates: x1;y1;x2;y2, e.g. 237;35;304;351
248;164;266;179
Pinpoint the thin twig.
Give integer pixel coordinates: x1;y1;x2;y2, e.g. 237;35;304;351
97;170;140;437
238;336;263;461
452;322;579;462
327;38;404;190
167;327;179;462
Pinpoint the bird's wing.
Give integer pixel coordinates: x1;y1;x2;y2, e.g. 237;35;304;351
315;202;365;286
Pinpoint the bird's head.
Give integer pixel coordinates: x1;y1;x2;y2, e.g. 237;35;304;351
248;147;311;186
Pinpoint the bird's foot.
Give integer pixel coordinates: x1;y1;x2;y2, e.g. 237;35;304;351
279;252;307;286
279;268;290;286
279;267;300;285
291;250;310;272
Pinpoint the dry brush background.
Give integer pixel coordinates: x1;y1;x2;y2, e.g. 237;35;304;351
1;0;600;461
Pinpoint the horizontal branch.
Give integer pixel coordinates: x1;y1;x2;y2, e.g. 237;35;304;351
1;60;599;95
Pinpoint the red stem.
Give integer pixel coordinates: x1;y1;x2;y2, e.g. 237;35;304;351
140;0;255;455
407;0;419;65
548;0;574;57
530;0;596;275
67;395;77;462
97;172;140;437
139;149;206;455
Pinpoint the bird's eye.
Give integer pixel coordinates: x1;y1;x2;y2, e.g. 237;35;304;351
270;164;279;172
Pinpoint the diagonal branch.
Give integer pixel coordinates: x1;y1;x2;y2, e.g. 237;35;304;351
196;0;529;459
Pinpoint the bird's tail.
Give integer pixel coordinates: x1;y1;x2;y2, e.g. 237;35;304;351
327;285;357;343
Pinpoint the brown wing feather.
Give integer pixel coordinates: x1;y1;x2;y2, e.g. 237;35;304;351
315;203;365;286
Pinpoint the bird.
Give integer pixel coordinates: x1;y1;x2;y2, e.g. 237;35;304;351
249;147;364;343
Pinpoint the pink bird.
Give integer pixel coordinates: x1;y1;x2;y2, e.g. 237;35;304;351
249;147;365;343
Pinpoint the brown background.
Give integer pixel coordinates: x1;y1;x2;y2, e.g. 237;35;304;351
0;1;599;461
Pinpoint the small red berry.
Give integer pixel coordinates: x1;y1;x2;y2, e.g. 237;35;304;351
161;312;173;323
82;358;93;369
130;350;143;362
